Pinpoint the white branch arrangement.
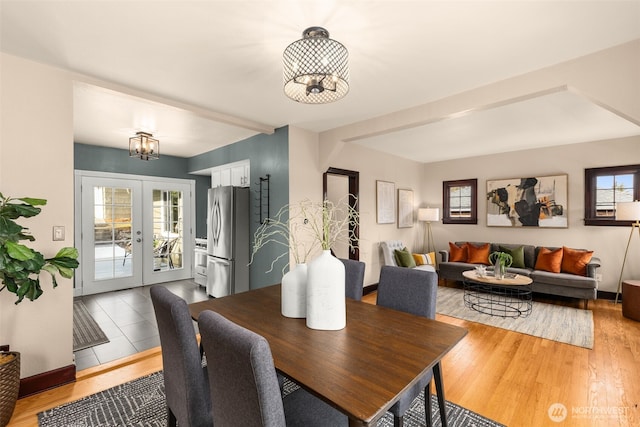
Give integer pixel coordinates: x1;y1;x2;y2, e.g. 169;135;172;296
251;196;359;274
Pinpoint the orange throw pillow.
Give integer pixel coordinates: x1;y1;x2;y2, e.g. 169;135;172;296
467;243;490;265
561;246;593;276
535;247;563;273
449;242;468;262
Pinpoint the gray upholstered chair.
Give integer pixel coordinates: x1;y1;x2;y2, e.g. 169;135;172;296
339;258;365;301
376;266;443;427
150;286;213;427
198;310;347;427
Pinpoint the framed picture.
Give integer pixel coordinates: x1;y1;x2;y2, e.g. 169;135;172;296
376;180;395;224
486;174;568;228
397;189;414;228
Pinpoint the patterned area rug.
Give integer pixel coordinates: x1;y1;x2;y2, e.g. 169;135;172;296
436;286;594;349
39;371;504;427
73;299;109;352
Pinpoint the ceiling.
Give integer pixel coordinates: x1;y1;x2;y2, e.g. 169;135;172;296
2;1;640;161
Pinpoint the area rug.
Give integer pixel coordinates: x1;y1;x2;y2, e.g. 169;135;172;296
39;371;504;427
73;299;109;352
436;286;594;349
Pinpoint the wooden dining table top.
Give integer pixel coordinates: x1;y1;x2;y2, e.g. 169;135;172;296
188;284;468;427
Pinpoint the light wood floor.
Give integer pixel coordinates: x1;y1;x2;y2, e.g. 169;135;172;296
10;289;640;427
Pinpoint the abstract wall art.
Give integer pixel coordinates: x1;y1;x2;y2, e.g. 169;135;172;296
486;174;568;228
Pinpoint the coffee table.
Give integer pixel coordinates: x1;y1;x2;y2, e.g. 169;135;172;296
462;269;533;318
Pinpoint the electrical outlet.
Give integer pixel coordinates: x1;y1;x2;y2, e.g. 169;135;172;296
53;226;65;241
596;273;603;282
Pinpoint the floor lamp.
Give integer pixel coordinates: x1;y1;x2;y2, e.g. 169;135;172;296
418;207;440;265
614;201;640;304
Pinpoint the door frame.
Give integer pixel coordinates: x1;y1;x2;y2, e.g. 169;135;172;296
323;167;360;260
74;170;196;296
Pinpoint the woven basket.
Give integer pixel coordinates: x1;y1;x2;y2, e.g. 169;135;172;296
0;352;20;427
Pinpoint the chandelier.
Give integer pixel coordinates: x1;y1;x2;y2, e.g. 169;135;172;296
283;26;349;104
129;131;159;160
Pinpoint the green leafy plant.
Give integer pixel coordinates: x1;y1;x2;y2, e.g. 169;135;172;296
489;250;513;278
0;193;79;304
489;251;513;267
251;197;359;273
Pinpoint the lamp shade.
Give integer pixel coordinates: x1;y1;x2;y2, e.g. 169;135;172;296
616;201;640;221
283;27;349;104
418;208;440;222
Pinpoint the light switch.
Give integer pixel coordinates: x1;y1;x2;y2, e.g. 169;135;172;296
53;226;65;241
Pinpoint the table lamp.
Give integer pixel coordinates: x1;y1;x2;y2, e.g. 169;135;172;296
418;207;440;258
614;201;640;304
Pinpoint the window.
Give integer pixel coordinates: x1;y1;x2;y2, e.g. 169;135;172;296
443;179;477;224
585;164;640;226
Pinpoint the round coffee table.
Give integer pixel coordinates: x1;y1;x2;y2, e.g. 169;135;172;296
462;270;533;318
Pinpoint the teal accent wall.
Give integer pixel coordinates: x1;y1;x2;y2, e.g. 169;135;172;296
74;143;210;237
188;126;290;289
76;125;290;290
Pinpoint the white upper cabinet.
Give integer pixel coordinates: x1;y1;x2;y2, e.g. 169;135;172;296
231;163;250;187
210;159;250;188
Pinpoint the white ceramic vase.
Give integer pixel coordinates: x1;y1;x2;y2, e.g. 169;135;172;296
306;250;346;330
281;263;307;318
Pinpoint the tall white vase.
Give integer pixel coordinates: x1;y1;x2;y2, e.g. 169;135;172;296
306;250;346;330
281;263;307;318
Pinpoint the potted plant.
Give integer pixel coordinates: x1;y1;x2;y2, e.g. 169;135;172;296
0;193;79;425
489;251;513;280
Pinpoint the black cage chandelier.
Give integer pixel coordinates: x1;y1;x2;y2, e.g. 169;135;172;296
129;131;159;161
283;26;349;104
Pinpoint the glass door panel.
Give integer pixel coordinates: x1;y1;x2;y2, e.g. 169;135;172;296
143;182;192;285
152;189;184;272
81;177;142;295
93;187;134;280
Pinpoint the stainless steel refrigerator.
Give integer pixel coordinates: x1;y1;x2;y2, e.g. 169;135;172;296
206;186;250;297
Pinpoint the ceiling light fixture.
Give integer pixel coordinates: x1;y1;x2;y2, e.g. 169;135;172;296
129;131;159;161
283;26;349;104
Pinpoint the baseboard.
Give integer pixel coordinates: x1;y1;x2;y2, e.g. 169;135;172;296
19;364;76;398
597;290;619;301
363;283;377;295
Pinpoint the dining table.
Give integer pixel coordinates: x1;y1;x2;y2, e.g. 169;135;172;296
188;284;468;427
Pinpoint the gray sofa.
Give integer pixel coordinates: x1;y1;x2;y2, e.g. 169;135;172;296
439;242;601;305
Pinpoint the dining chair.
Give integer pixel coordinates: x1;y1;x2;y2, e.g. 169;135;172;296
150;286;213;427
376;265;443;427
198;310;347;427
339;258;365;301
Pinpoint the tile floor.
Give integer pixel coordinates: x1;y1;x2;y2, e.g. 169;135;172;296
74;279;209;371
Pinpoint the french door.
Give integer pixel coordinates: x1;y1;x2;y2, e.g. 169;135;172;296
76;172;194;295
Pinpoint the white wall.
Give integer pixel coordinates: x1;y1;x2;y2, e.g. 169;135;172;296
290;125;426;285
287;126;324;264
423;136;640;293
0;54;75;377
313;40;640;294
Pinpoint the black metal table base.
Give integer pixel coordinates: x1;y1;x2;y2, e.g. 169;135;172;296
463;280;532;318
